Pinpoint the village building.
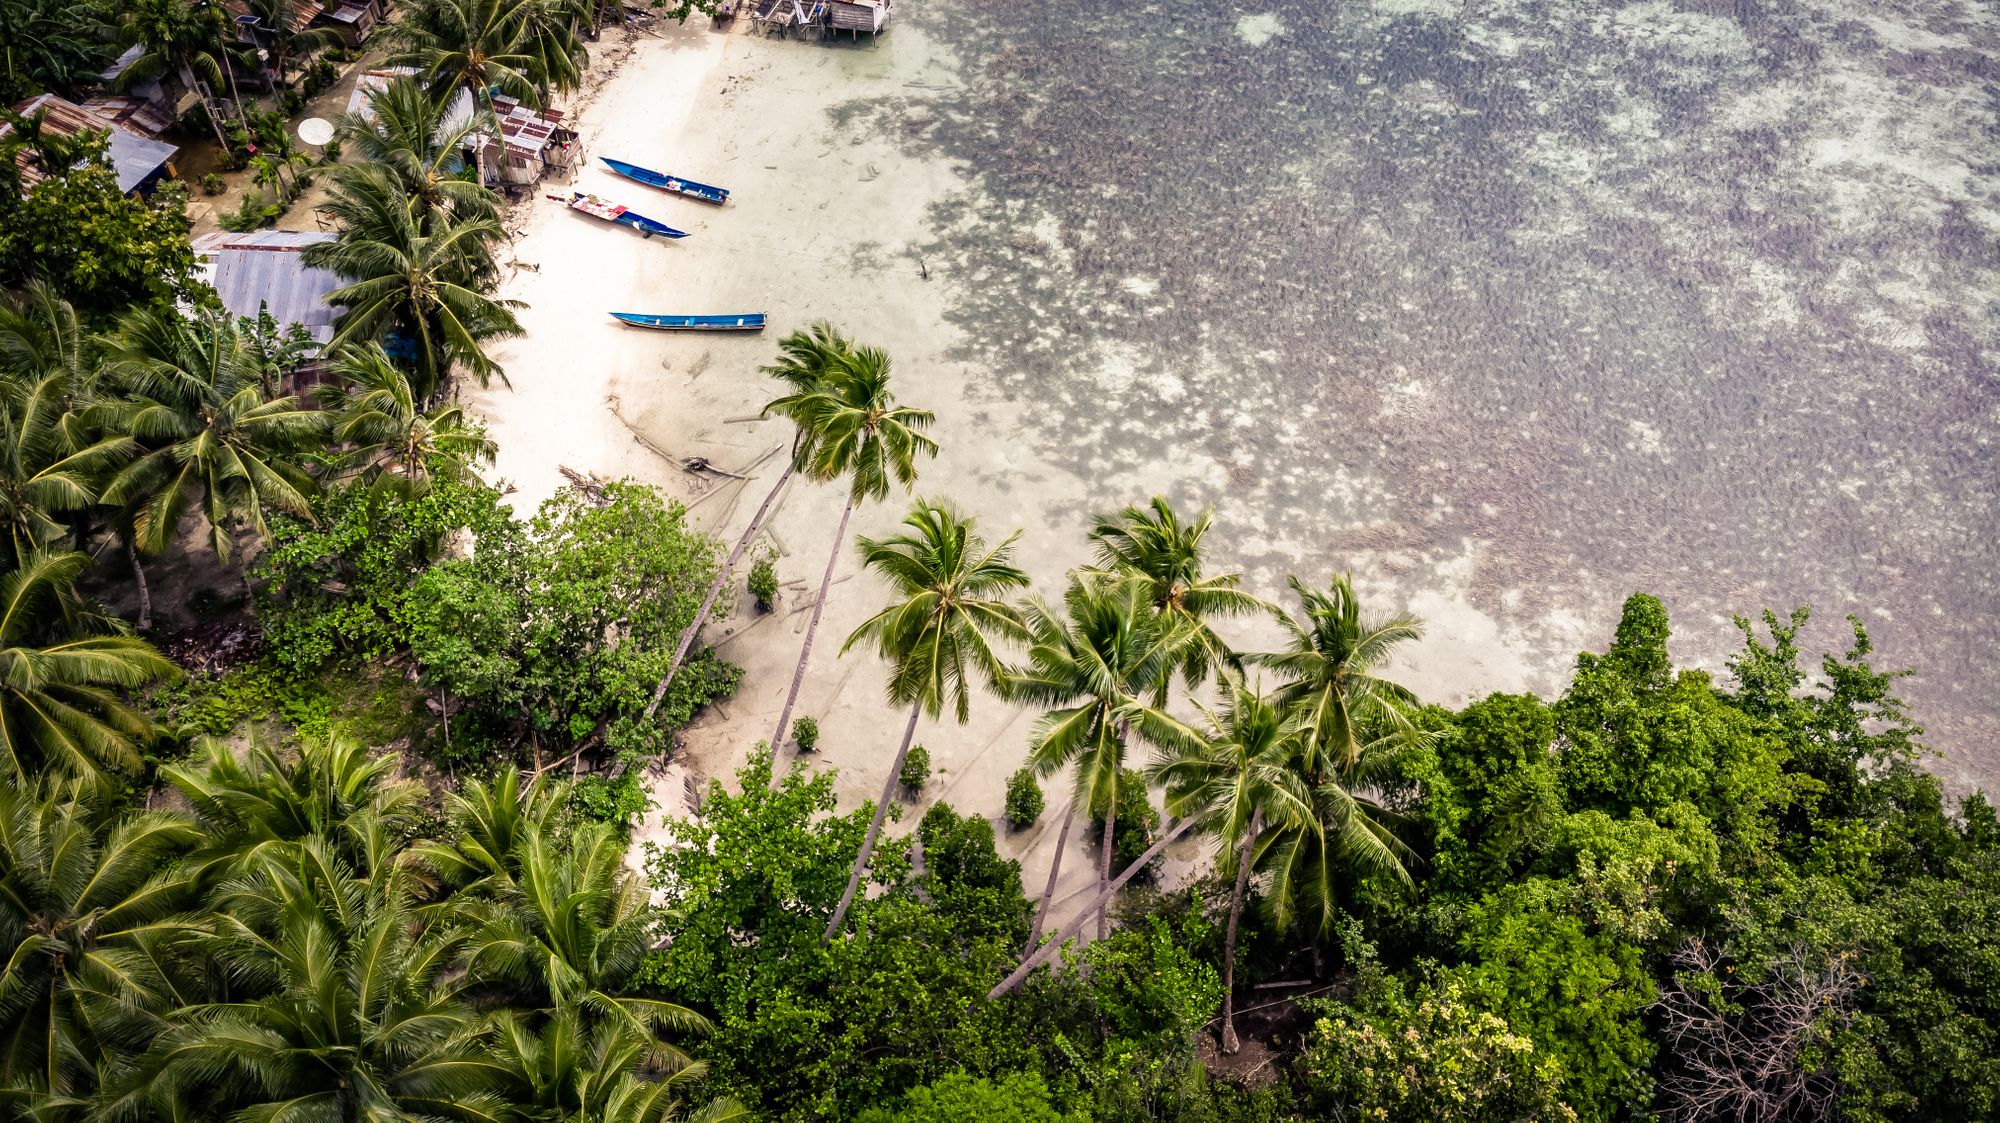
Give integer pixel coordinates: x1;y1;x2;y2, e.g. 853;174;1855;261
314;0;386;46
476;93;578;189
192;230;342;349
346;72;576;191
76;95;177;139
2;94;180;196
226;0;387;57
95;44;197;120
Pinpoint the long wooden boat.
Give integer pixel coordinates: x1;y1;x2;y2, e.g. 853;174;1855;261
546;192;687;238
599;157;730;205
610;312;767;333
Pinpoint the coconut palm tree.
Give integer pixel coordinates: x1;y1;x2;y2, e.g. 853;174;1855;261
763;341;937;771
335;76;497;229
510;0;588;100
317;343;496;492
823;499;1028;939
249;150;297;203
98;306;325;565
0;777;201;1107
239;305;320;399
392;0;550;107
0;282;133;566
164;734;427;885
462;821;707;1041
101;0;243;148
414;768;560;899
390;0;588;187
131;861;509;1123
304;165;521;399
641;322;847;722
0;550;176;790
0;0;113;105
1003;577;1201;943
1153;680;1313;1053
491;1007;746;1123
242;0;343;87
1083;495;1265;699
1250;573;1427;780
1247;574;1427;936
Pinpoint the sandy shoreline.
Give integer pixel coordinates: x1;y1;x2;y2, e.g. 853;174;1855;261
467;20;1125;906
468;18;1554;910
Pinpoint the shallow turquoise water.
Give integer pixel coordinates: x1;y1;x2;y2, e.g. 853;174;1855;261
842;0;1998;778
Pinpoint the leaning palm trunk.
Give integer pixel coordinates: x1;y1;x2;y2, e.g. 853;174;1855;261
824;699;921;939
768;494;856;784
644;461;796;721
1097;806;1116;941
988;817;1200;999
1026;799;1076;953
125;539;151;631
1220;810;1260;1054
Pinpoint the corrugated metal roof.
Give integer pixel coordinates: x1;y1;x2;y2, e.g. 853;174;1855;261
4;94;180;194
478;94;564;161
192;231;343;343
80;95;175;138
225;0;325;32
98;44;144;83
346;68;476;132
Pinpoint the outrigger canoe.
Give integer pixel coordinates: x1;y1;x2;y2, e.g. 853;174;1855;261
610;312;767;333
547;192;687;238
599;157;730;205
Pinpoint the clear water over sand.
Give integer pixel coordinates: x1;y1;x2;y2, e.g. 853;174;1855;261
825;0;1999;780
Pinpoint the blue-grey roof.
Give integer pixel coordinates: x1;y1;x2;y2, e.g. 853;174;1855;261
5;94;179;194
106;127;178;193
98;45;144;83
191;231;342;342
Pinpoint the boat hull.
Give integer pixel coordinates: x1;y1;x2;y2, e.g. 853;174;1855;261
611;312;767;332
548;192;688;238
600;157;730;205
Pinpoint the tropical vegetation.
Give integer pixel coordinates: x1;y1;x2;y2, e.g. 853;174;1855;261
0;13;1994;1123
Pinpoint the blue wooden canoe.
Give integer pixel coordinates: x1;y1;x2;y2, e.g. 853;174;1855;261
600;157;730;205
547;192;687;238
611;312;767;333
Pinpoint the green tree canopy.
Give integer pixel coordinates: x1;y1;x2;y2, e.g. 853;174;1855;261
0;121;201;314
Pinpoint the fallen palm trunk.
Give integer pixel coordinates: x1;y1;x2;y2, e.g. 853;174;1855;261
988;816;1198;1000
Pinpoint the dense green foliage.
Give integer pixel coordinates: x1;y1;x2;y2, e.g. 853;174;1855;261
1006;764;1046;827
0;0;112;103
1301;971;1567;1123
746;548;778;610
855;1071;1088;1123
899;743;931;790
254;474;512;672
257;474;740;768
409;480;740;762
0;124;201;314
638;753;1254;1122
0;17;1993;1121
0;740;742;1121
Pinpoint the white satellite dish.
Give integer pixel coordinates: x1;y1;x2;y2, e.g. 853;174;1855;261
297;117;335;147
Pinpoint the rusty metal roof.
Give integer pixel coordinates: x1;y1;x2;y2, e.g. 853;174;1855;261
3;94;180;194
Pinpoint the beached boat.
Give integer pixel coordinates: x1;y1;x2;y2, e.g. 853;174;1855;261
599;157;731;205
610;312;767;333
547;192;687;238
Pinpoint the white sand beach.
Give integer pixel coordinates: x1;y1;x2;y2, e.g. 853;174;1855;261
469;20;1550;917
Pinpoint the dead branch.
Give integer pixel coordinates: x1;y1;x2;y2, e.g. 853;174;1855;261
1652;939;1862;1123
